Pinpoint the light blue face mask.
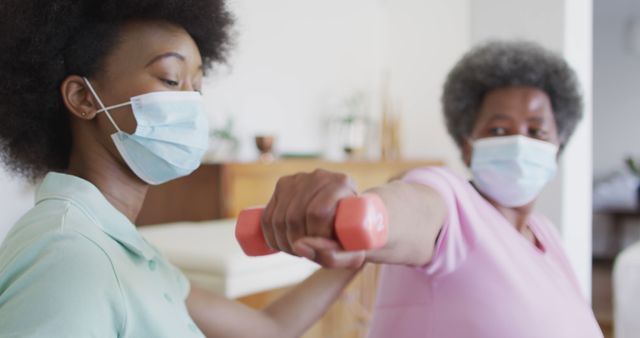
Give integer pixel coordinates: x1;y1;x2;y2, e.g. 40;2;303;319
470;135;558;208
83;78;209;185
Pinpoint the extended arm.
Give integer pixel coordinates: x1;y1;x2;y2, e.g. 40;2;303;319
259;169;447;268
187;267;359;337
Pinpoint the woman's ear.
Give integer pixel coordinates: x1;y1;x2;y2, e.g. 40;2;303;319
60;75;98;120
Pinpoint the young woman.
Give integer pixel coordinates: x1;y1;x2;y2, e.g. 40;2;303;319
0;1;360;336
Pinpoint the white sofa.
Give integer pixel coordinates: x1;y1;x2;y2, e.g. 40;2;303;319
614;241;640;338
139;219;319;298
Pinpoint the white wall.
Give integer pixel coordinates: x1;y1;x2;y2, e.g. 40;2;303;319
203;0;470;166
204;0;388;160
593;0;640;179
385;0;470;172
470;0;564;51
470;0;594;299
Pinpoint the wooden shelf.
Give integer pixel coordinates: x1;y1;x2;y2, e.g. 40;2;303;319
138;159;442;225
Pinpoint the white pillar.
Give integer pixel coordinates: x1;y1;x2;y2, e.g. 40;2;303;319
560;0;594;303
470;0;594;299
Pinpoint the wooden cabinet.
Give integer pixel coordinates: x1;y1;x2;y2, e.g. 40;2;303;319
137;159;441;337
138;159;441;224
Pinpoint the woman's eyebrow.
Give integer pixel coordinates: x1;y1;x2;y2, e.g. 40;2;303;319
145;52;185;67
486;114;512;122
527;116;545;123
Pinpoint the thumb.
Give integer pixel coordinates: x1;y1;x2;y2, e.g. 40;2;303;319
293;237;341;260
293;237;365;268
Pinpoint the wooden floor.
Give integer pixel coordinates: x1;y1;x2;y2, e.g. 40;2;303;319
592;259;614;338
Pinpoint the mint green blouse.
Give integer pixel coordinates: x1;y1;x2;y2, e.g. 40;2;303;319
0;173;204;337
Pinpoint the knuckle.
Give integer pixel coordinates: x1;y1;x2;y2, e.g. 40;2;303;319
271;215;286;232
335;173;350;186
275;177;288;189
312;168;329;179
275;174;296;190
284;213;304;233
274;221;287;234
307;206;333;223
291;173;303;182
312;168;325;175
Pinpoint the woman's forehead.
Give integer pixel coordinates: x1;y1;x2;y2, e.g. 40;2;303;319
479;86;553;118
104;20;202;71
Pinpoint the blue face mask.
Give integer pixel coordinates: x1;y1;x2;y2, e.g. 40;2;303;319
470;135;558;208
83;78;209;185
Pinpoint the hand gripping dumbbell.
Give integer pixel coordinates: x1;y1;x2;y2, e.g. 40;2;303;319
235;194;389;256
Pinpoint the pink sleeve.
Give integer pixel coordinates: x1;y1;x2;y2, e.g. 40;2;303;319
401;166;478;276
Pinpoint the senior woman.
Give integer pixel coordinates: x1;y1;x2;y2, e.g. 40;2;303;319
0;1;361;337
261;41;604;337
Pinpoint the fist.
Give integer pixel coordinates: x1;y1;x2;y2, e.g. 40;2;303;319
260;169;364;268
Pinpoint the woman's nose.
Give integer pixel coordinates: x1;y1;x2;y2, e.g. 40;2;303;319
516;125;530;137
182;83;195;92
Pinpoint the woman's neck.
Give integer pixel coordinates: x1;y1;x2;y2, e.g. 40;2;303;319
473;184;538;242
470;181;534;232
66;141;148;224
489;201;539;247
492;202;534;232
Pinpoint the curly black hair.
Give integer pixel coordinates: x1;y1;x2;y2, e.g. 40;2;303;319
0;0;233;181
442;40;583;151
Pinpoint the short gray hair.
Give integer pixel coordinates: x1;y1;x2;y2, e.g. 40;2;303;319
442;40;583;150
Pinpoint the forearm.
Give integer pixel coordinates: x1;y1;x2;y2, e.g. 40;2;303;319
263;267;361;338
188;268;360;338
364;180;446;266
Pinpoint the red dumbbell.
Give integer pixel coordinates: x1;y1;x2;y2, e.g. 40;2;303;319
235;194;389;256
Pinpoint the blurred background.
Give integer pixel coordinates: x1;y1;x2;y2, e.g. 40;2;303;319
3;0;640;336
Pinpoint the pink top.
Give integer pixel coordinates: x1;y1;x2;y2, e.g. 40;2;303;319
368;167;603;338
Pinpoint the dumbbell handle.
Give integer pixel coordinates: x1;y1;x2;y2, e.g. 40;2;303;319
235;194;389;256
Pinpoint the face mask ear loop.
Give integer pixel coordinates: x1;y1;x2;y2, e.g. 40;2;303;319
82;77;122;133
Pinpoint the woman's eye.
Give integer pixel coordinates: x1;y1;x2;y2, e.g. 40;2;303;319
161;78;180;87
489;127;507;136
529;128;547;139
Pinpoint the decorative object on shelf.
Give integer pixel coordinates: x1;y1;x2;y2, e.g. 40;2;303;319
340;92;371;160
626;157;640;176
204;117;239;163
341;115;368;159
255;135;275;162
380;74;402;161
279;152;321;159
593;157;640;212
